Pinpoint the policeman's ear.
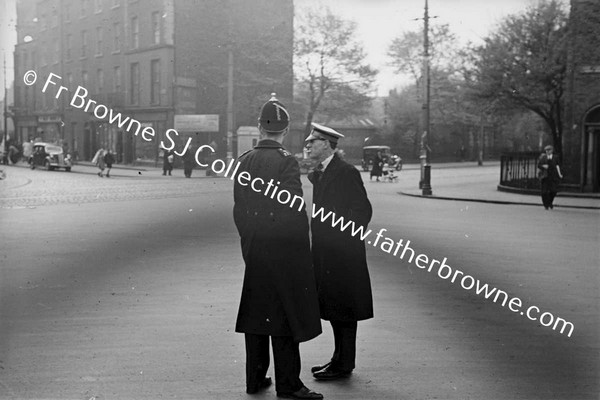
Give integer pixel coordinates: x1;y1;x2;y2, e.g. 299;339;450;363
257;125;268;139
281;127;289;138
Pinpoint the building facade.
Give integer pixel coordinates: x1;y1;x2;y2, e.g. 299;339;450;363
13;0;293;164
564;0;600;192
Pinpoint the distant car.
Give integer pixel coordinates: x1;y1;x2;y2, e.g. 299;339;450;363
29;142;72;172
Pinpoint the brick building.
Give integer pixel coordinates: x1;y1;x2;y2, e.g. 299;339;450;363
13;0;293;164
564;0;600;192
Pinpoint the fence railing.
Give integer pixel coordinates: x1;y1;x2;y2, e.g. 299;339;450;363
499;151;541;190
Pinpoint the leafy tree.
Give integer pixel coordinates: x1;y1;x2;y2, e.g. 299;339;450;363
388;23;482;158
294;6;378;133
464;0;568;155
388;23;459;84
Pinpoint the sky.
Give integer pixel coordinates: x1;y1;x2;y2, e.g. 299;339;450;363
0;0;551;97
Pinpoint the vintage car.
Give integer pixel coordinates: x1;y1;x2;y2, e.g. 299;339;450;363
29;142;72;171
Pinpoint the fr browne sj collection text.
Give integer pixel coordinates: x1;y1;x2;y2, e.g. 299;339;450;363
26;71;218;165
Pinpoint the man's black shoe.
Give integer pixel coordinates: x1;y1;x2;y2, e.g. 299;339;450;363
310;361;331;373
313;366;352;381
277;386;323;399
246;376;272;394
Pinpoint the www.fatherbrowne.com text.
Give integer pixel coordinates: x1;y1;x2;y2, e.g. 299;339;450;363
27;70;574;338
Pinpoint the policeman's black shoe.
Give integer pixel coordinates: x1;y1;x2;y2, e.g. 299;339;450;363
313;365;352;381
310;361;331;373
246;376;272;394
277;386;323;399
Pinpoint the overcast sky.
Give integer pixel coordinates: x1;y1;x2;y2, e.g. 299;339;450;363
297;0;547;95
1;0;557;97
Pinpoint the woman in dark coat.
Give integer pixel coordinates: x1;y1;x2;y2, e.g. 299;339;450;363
182;147;195;178
537;145;563;209
370;151;383;181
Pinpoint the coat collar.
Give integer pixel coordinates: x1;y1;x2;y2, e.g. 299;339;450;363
313;153;344;195
254;139;283;149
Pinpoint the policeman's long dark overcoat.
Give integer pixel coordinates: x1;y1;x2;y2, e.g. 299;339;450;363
233;139;322;343
309;153;374;322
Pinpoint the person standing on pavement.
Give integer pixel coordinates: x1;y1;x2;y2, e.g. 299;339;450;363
183;146;195;178
92;147;106;177
103;150;115;178
163;148;173;176
537;145;563;210
370;150;383;182
233;94;323;400
305;123;374;381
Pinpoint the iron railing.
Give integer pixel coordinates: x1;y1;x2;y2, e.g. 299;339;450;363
499;151;541;190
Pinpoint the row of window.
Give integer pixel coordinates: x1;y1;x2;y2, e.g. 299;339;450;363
62;12;161;61
39;0;124;29
23;59;161;108
29;11;162;69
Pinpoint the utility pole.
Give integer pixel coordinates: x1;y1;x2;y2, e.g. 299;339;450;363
3;54;8;162
225;0;234;163
227;46;234;163
419;0;433;195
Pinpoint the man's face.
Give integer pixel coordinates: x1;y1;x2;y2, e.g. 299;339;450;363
305;138;329;160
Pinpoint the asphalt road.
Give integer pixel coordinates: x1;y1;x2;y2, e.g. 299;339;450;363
0;163;598;399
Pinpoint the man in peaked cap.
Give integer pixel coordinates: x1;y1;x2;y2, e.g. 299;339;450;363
305;122;374;381
233;95;323;399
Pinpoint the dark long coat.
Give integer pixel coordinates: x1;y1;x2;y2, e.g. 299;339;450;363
370;153;384;179
308;153;374;322
538;153;561;193
233;139;322;343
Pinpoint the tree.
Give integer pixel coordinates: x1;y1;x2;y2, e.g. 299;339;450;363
388;23;459;84
388;23;480;158
464;0;568;155
294;7;378;133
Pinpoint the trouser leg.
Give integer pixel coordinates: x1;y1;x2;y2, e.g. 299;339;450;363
271;336;303;394
549;191;557;206
244;334;270;393
330;320;357;371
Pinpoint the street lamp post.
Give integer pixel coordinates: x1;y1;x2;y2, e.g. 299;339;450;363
3;55;8;163
420;0;433;195
226;45;234;163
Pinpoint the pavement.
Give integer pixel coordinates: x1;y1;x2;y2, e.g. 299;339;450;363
395;161;600;210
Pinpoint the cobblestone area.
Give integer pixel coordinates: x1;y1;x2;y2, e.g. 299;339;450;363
0;164;232;208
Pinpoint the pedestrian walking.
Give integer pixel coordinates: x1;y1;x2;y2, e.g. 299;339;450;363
163;149;173;176
305;122;374;381
92;147;106;177
537;145;563;210
370;150;383;181
233;94;323;400
22;139;33;162
183;147;195;178
104;150;115;178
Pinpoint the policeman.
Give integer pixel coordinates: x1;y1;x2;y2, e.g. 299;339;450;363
233;94;323;399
